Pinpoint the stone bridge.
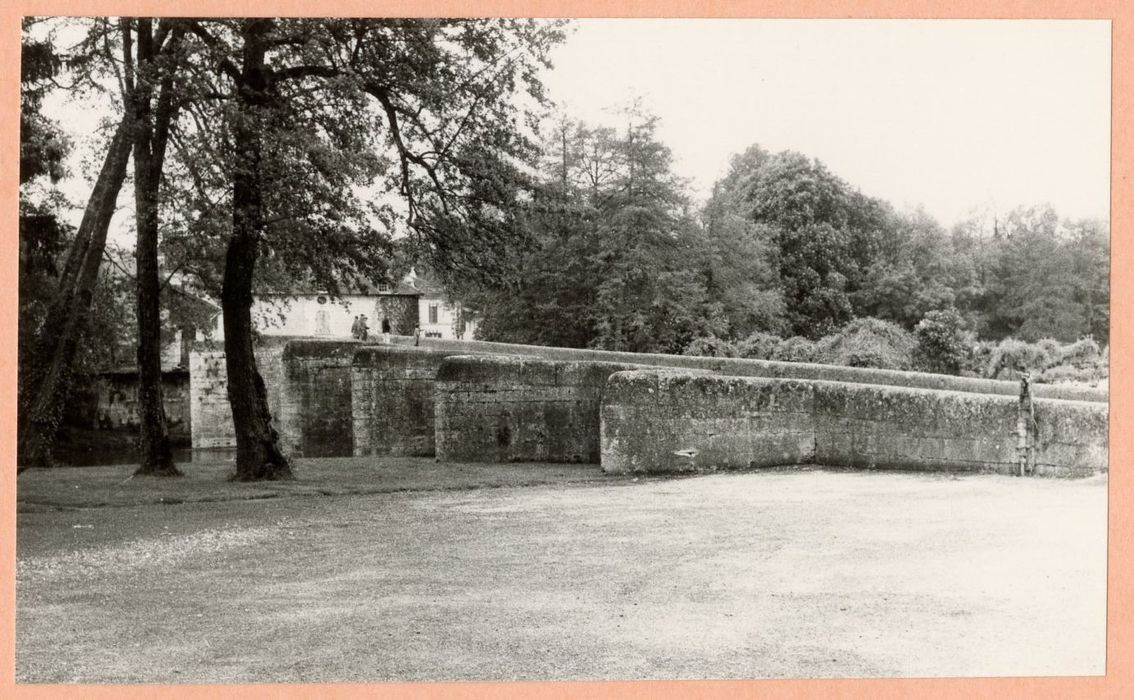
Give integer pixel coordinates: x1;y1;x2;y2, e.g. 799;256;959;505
188;336;1108;477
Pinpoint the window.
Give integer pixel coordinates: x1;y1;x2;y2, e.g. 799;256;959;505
428;304;439;325
376;283;392;294
315;310;330;335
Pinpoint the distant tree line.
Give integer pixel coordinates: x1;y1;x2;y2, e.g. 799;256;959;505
461;115;1109;377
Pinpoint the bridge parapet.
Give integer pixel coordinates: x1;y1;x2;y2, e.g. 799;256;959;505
433;355;657;464
601;370;1107;477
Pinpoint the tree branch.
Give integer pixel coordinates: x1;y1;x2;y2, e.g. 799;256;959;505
365;81;450;216
184;20;242;85
111;18;130;101
151;27;186;179
269;64;340;82
102;247;137;282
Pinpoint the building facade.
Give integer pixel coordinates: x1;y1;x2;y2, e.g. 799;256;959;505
418;292;479;339
205;276;477;341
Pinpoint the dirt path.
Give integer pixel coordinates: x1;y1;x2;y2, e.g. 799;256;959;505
16;469;1107;682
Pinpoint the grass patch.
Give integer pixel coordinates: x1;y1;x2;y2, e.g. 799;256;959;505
16;455;613;510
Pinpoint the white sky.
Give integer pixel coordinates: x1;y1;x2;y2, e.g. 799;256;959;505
41;18;1111;238
542;19;1111;227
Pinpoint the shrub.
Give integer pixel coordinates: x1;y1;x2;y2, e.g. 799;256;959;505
1037;338;1062;365
1037;363;1105;386
735;331;781;360
683;335;738;358
963;339;996;377
772;336;819;363
912;308;967;375
816;317;916;370
985;338;1057;380
1059;336;1102;368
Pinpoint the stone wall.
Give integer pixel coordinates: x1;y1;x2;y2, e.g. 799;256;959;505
1032;399;1109;476
434;355;649;463
400;336;1106;403
352;345;457;457
811;383;1020;473
94;371;192;443
189;337;1107;474
279;340;364;457
601;372;819;474
601;370;1108;477
188;341;286;449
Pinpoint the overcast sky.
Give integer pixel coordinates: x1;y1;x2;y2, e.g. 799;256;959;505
42;18;1111;239
542;19;1111;227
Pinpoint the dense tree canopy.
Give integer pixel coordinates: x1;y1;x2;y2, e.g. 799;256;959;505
472;132;1108;362
467;111;730;353
159;18;566;479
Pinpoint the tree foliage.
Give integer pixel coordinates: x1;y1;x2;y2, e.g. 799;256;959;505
18;18;141;469
709;144;1109;350
912;308;969;375
161;18;565;479
707;146;890;338
469;111;730;353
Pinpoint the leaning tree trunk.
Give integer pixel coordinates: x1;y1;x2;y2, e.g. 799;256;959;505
132;19;181;476
222;19;292;481
17;114;134;470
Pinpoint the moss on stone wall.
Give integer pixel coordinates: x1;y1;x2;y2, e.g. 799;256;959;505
602;370;1107;477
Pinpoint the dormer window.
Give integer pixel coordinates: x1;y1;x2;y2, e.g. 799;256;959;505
376;283;392;294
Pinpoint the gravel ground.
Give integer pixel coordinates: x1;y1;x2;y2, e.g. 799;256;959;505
16;468;1107;683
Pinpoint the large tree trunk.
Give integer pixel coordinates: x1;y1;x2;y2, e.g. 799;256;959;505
223;19;292;481
17;114;134;470
132;19;181;476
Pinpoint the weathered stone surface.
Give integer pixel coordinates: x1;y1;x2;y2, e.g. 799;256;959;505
190;337;1107;470
188;341;286;449
280;340;364;457
435;355;650;464
1033;399;1109;476
601;372;817;474
189;338;359;456
352;345;459;457
601;370;1108;477
401;336;1106;403
813;384;1019;473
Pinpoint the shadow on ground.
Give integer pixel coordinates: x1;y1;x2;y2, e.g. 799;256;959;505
16;456;622;511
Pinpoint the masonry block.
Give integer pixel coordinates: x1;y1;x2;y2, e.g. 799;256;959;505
434;355;650;464
351;345;459;457
812;384;1019;473
601;372;817;474
280;340;364;457
1033;399;1109;476
188;342;286;449
601;370;1108;477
